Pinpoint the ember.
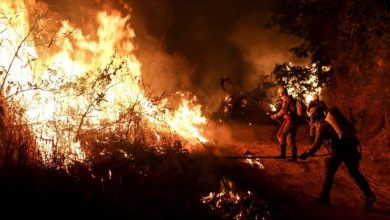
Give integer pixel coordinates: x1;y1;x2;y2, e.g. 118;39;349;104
201;178;271;220
245;157;265;170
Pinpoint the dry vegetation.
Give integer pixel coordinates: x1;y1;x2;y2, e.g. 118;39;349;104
0;1;388;219
0;125;275;219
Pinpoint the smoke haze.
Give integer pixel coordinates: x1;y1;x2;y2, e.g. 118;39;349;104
40;0;307;113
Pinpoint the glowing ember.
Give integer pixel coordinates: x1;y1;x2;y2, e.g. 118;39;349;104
245;158;265;169
201;178;271;220
0;1;207;165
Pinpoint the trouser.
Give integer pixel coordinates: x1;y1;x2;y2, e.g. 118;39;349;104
309;120;316;143
277;119;297;158
320;150;371;199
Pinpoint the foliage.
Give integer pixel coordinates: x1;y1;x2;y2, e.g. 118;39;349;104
0;136;273;219
269;0;390;66
214;75;275;124
272;62;331;101
270;0;390;143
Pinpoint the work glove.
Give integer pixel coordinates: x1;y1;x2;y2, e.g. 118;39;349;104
299;152;310;160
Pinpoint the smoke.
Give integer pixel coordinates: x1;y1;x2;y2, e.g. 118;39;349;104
38;0;307;114
128;0;308;112
228;14;309;88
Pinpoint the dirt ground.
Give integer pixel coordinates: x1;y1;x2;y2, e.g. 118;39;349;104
210;122;390;220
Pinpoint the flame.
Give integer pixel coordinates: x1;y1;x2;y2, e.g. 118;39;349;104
163;94;207;143
245;158;264;169
201;178;270;219
0;1;207;164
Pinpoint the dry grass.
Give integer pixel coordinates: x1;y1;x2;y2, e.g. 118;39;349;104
0;122;272;219
0;100;39;167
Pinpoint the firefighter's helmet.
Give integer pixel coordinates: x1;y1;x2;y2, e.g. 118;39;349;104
277;86;287;97
308;107;325;121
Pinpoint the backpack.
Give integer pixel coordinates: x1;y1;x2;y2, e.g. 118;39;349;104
325;106;357;139
295;99;307;117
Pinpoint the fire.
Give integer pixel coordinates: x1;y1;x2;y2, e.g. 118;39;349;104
162;93;207;143
0;1;207;164
201;178;271;220
245;158;264;169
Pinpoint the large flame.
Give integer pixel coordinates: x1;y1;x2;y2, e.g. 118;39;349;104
0;1;207;164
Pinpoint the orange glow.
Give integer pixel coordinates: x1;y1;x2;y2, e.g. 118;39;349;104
0;1;207;164
269;63;324;112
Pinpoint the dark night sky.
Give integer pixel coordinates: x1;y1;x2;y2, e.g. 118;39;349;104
42;0;307;111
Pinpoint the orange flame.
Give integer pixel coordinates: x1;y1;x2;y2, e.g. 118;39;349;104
0;1;207;164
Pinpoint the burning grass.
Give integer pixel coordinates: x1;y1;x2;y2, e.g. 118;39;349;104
0;99;39;167
0;3;248;218
0;1;209;167
201;177;270;220
0;134;273;219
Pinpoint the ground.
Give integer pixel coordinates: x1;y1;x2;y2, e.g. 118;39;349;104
210;122;390;220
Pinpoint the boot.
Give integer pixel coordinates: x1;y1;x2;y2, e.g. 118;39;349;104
278;144;286;159
364;191;376;209
290;145;297;162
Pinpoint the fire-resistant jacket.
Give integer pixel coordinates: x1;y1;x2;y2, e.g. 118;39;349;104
275;95;297;120
307;119;359;156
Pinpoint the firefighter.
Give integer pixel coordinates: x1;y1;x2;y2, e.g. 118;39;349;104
307;95;328;141
299;107;376;208
307;94;327;113
271;86;298;162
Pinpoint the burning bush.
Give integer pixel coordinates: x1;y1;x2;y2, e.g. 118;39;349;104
0;131;275;219
0;1;210;168
0;98;39;167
